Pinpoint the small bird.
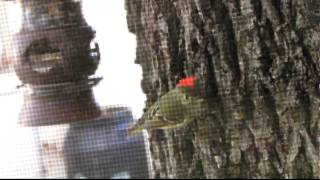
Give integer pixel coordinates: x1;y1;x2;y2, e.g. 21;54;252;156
127;76;205;136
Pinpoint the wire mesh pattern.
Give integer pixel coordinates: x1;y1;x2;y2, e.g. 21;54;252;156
0;0;319;179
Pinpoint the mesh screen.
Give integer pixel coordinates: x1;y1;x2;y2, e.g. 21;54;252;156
0;0;319;179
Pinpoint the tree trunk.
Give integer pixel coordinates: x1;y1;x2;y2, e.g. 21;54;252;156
125;0;319;178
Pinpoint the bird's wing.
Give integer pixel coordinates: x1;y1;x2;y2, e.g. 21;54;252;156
155;114;178;124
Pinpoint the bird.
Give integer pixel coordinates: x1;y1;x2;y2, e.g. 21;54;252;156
127;76;205;137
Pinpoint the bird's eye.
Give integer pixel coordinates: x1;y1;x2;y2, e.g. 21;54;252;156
184;94;190;100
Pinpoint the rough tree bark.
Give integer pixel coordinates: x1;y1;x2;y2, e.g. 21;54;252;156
125;0;319;178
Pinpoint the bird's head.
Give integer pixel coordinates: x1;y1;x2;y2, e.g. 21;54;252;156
176;76;202;97
177;76;195;88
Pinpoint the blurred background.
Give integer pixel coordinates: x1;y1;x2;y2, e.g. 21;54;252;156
0;0;148;178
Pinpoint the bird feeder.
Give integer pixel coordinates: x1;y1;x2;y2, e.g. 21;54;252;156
10;0;101;126
1;0;152;178
13;0;100;85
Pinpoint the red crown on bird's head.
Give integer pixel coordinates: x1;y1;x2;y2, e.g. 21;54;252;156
177;76;195;87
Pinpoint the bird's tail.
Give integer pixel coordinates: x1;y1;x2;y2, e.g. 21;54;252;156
127;121;144;137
